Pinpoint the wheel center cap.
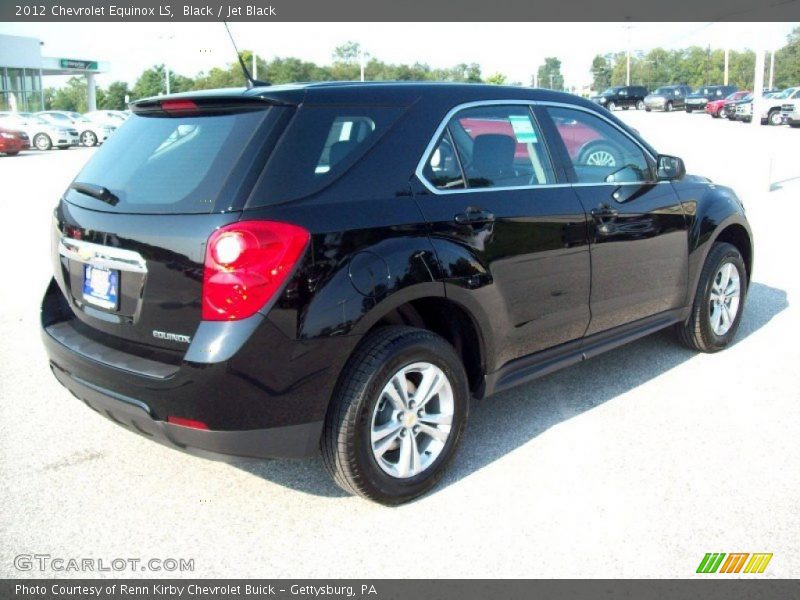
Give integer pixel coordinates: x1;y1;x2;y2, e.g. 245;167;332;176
402;411;417;428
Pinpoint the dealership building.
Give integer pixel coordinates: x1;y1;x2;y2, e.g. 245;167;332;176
0;33;109;112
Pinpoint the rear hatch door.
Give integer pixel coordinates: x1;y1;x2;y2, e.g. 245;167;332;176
52;96;293;353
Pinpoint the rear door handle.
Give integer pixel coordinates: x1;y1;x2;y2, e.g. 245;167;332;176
454;208;495;225
590;205;619;220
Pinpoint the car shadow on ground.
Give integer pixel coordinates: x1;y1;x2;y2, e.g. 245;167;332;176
231;281;788;500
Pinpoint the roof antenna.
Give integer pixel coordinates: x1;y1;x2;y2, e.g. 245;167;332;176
223;21;270;88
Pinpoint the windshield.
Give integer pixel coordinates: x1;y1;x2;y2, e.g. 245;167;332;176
66;109;275;214
43;113;72;122
601;87;621;95
775;88;796;99
652;87;673;95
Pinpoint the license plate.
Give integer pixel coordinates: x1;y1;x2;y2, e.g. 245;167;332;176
82;264;119;310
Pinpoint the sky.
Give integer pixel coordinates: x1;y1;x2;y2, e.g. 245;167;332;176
1;21;796;89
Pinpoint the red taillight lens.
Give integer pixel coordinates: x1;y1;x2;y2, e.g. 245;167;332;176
167;416;210;430
202;221;310;321
161;99;198;113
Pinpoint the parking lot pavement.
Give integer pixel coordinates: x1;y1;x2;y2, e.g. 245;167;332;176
1;113;798;579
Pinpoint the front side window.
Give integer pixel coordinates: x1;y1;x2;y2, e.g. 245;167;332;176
546;106;653;184
422;105;554;190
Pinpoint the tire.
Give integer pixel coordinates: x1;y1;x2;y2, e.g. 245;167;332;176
33;133;52;151
4;151;19;156
790;123;800;128
607;101;616;111
686;107;693;113
768;110;782;126
81;131;98;146
578;142;622;168
622;106;629;110
666;102;674;112
719;107;728;119
645;107;651;112
322;326;469;505
675;242;747;353
636;100;645;110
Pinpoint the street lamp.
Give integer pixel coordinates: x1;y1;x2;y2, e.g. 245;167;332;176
157;34;175;94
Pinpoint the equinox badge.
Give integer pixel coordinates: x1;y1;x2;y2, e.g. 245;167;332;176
153;330;191;344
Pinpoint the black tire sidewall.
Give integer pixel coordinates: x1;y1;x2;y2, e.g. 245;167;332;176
349;334;468;503
697;246;747;350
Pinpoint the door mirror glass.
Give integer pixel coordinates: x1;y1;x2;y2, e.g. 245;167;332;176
657;154;686;181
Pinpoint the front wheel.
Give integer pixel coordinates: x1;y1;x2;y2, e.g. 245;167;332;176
675;242;746;353
636;100;645;110
686;107;693;113
3;151;19;156
666;102;674;112
322;326;469;505
607;101;616;111
768;110;783;126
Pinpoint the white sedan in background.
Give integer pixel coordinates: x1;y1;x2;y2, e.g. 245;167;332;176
37;111;115;147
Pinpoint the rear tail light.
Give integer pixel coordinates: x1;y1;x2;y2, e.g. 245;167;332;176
167;416;209;430
202;221;310;321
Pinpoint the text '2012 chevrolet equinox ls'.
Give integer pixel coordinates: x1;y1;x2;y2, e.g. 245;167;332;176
41;82;753;504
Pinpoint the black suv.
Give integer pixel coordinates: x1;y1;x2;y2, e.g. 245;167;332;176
591;85;649;111
41;83;753;504
685;85;738;112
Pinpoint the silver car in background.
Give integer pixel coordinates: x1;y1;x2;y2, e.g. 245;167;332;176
37;111;115;146
0;112;79;150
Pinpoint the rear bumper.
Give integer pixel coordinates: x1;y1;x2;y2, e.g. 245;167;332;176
40;278;356;459
49;361;322;460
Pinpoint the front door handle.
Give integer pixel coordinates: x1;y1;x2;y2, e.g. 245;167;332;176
454;207;495;225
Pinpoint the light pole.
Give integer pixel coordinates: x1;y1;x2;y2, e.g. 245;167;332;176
157;34;175;95
359;48;370;82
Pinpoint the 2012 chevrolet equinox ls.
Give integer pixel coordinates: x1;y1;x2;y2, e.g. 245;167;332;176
41;83;753;504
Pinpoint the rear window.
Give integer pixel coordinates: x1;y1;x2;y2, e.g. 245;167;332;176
248;105;404;206
66;109;275;214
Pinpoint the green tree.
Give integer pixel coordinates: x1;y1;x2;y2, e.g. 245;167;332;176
537;57;564;90
485;72;507;85
775;26;800;89
132;65;193;99
332;41;362;64
100;81;131;110
49;76;89;112
590;54;613;91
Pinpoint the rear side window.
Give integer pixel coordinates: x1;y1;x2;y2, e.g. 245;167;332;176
250;105;403;206
66;110;274;214
422;105;554;191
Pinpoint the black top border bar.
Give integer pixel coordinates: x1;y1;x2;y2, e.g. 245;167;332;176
2;0;800;21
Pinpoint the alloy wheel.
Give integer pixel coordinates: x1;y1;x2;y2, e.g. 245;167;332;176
81;131;97;146
708;262;741;336
585;150;617;167
370;362;454;479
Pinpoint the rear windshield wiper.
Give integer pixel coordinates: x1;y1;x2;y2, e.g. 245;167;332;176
70;182;119;206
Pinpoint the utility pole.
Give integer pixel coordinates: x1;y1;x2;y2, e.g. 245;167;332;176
165;64;170;95
624;23;633;86
751;47;766;128
724;48;729;85
768;48;775;89
252;53;258;80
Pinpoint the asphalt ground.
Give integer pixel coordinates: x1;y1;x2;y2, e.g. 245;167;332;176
1;108;798;578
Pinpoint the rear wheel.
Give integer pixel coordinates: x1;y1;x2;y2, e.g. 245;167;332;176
4;151;19;156
322;326;469;505
675;242;746;353
33;133;52;151
686;107;693;113
666;102;674;112
80;130;98;146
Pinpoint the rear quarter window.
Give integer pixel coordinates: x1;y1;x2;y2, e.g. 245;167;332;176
247;105;404;207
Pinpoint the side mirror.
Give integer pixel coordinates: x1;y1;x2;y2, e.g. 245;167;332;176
657;155;686;181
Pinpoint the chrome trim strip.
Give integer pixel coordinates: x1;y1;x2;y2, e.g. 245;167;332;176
58;237;148;274
414;99;659;196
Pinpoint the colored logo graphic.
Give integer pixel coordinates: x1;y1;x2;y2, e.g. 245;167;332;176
697;553;773;574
